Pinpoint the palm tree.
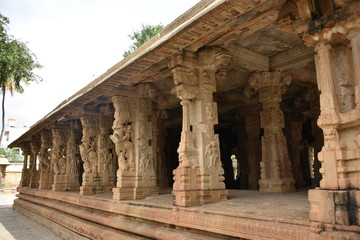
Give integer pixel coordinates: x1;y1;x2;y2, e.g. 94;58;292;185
0;14;42;145
1;77;29;145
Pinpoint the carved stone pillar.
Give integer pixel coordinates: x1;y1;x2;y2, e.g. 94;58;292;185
97;105;116;193
235;117;248;189
29;138;40;188
65;120;82;191
331;45;355;113
39;130;52;189
311;120;323;187
153;108;169;188
348;29;360;109
111;86;158;200
246;71;295;193
79;107;99;195
19;142;31;187
289;119;306;188
51;124;68;191
299;5;360;235
244;108;261;190
170;49;227;206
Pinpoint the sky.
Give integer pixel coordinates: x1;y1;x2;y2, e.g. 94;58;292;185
0;0;200;128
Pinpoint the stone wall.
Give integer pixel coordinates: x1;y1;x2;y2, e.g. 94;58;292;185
3;171;21;187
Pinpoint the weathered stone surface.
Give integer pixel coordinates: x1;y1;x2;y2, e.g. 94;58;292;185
8;0;360;239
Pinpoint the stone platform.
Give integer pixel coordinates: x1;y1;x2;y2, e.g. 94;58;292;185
14;187;313;239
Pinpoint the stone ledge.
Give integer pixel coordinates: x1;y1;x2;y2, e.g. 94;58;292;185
14;199;151;240
17;188;310;240
13;204;88;240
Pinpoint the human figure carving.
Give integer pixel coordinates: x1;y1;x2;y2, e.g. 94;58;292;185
110;122;135;171
205;138;220;168
39;149;50;174
88;136;98;173
53;147;66;175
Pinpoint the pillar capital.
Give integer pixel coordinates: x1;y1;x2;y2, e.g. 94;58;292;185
30;138;41;155
20;142;31;155
248;71;291;89
171;84;199;101
245;71;291;103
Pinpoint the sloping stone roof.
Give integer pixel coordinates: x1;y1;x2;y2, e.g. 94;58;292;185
9;0;282;147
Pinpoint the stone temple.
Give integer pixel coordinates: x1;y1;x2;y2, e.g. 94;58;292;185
9;0;360;239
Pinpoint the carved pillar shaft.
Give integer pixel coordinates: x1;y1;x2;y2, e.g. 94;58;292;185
51;125;68;191
348;29;360;109
247;71;295;193
154;110;169;188
39;130;52;189
289;120;306;188
314;41;342;189
111;87;158;200
65;120;82;191
29;140;40;188
20;143;31;187
315;42;339;113
79;108;98;195
170;49;227;206
97;105;116;193
245;111;261;190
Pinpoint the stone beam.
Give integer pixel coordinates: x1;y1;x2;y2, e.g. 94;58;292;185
287;69;317;86
224;43;269;72
186;0;285;51
270;45;315;71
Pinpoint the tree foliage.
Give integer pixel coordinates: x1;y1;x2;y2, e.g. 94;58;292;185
0;147;23;162
0;13;42;145
123;23;163;57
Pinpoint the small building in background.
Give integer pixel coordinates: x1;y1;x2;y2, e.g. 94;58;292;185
2;118;29;148
0;155;10;187
3;163;23;188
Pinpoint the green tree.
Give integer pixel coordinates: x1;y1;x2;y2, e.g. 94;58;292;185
123;23;163;57
0;14;42;145
0;147;23;162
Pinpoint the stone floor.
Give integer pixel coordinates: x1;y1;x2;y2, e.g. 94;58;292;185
89;188;311;223
0;192;62;240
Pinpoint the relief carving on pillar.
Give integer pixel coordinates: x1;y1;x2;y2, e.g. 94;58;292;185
30;140;40;173
245;71;295;193
110;121;135;172
67;122;82;175
205;137;221;168
52;128;67;176
80;118;98;174
99;127;113;174
98;105;115;178
39;130;52;175
354;130;360;147
20;142;31;187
